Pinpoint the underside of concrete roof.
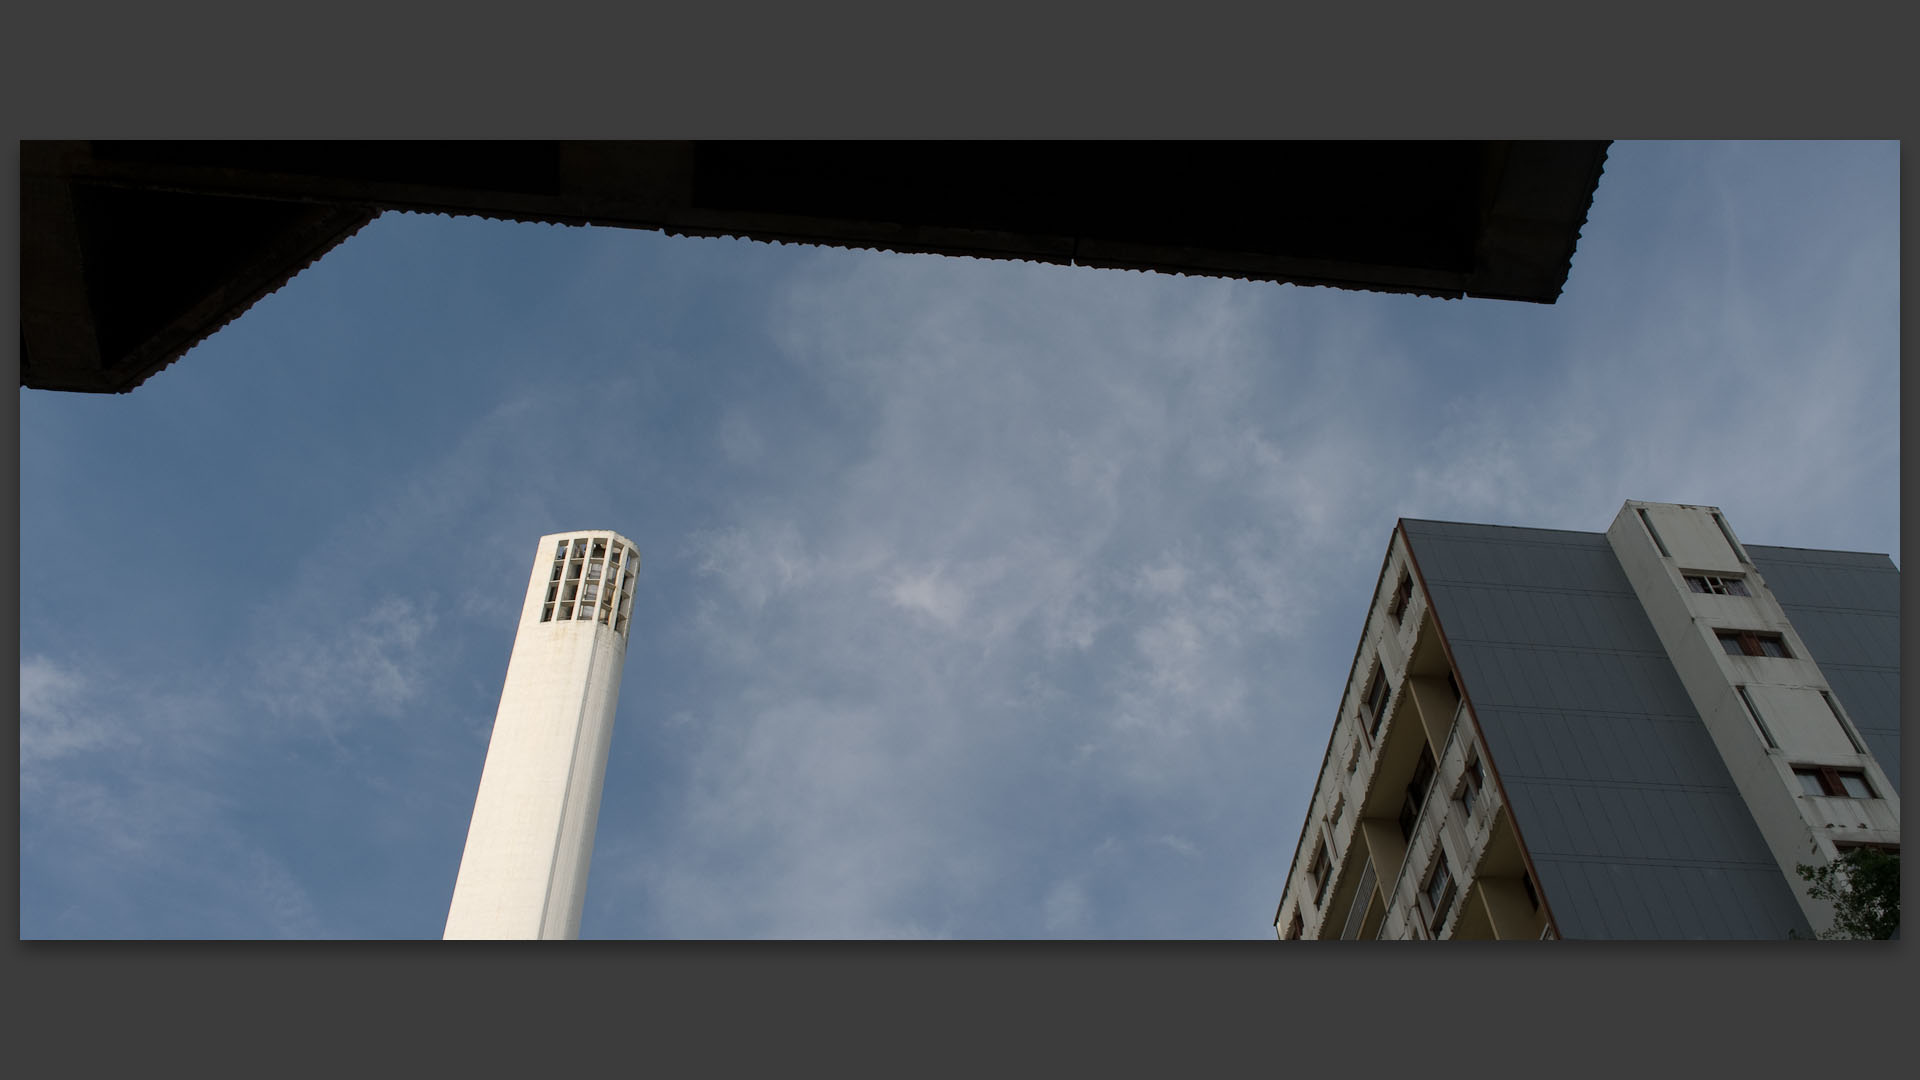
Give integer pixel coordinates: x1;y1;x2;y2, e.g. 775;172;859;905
20;140;1610;394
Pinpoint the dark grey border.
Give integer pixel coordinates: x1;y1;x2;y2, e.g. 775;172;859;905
7;4;1912;1074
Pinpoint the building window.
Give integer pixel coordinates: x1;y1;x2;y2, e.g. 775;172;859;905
1684;573;1750;597
1399;745;1437;841
1282;910;1304;940
1365;663;1391;736
1457;753;1484;818
1717;629;1791;658
1794;766;1875;799
1388;570;1414;623
1308;840;1332;906
542;543;571;622
1422;850;1456;934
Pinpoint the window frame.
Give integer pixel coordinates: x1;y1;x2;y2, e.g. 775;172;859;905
1308;838;1332;907
1684;572;1751;597
1793;765;1876;799
1364;662;1391;737
1420;847;1456;936
1457;752;1484;819
1398;744;1437;842
1388;570;1414;624
1716;628;1792;658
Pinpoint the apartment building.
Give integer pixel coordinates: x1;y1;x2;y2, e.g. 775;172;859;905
1274;501;1898;940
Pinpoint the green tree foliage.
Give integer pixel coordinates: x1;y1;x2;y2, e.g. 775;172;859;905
1796;848;1900;940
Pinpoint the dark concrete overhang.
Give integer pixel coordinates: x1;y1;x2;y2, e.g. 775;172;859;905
20;140;1610;394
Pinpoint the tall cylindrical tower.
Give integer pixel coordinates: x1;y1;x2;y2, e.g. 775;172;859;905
445;531;639;939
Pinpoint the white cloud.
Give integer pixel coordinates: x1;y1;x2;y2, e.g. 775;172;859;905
716;408;765;466
615;255;1403;936
251;595;440;736
885;565;969;626
1134;557;1189;598
20;653;331;937
1153;834;1201;859
20;655;132;773
243;848;327;939
1043;879;1091;935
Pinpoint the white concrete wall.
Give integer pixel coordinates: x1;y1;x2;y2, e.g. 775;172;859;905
445;531;636;940
539;624;627;940
1635;502;1746;574
1278;534;1413;938
1372;695;1484;939
1278;531;1475;939
1605;502;1898;932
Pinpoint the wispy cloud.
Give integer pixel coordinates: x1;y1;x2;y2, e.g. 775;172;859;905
20;653;332;938
251;595;441;737
21;145;1896;939
20;655;136;775
620;254;1411;936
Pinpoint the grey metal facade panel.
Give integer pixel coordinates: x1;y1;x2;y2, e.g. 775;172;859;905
1438;638;1696;718
1403;520;1813;939
1778;609;1899;669
1831;666;1901;789
1525;858;1810;940
1747;545;1898;611
1745;544;1900;790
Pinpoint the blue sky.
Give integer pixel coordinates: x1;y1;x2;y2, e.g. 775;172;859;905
18;141;1898;939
